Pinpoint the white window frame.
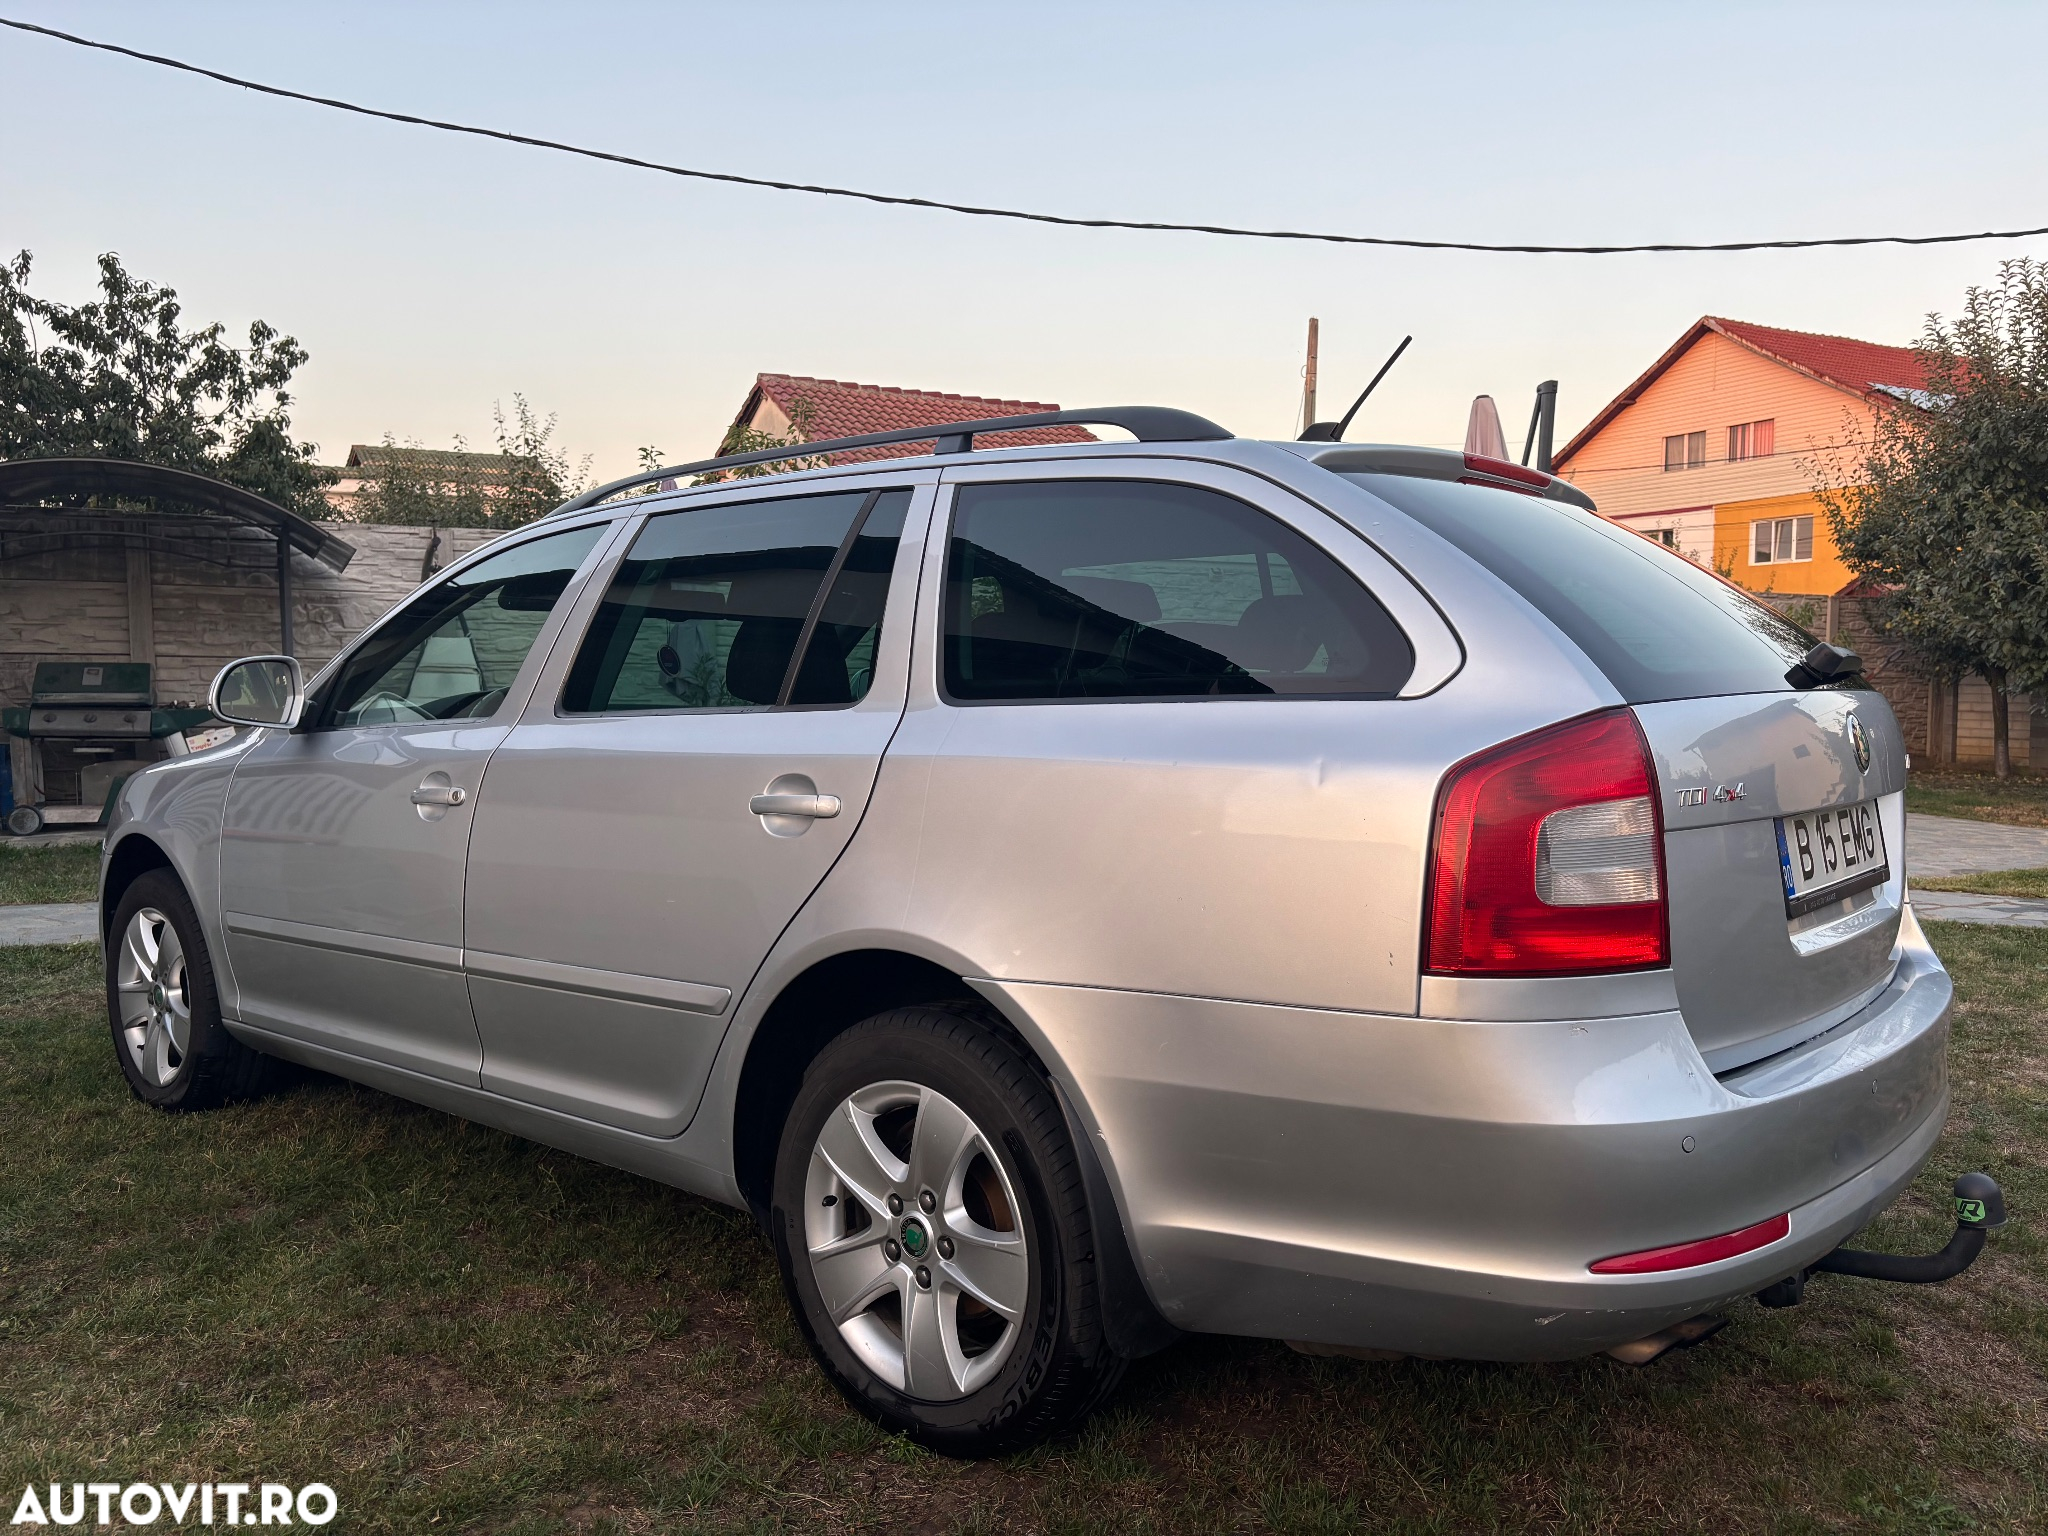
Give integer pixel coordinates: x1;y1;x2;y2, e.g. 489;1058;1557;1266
1749;514;1814;565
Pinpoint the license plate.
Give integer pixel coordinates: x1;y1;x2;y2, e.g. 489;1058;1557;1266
1775;799;1889;916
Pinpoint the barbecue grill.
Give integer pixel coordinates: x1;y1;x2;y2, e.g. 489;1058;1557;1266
2;662;212;835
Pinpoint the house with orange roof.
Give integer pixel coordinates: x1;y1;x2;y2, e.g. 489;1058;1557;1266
1552;317;1923;599
1555;317;2035;769
728;374;1096;464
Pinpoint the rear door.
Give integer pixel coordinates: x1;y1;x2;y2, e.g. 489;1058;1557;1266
1354;471;1904;1070
892;459;1461;1017
461;476;932;1134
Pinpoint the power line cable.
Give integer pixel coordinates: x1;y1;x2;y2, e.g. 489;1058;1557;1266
8;14;2048;257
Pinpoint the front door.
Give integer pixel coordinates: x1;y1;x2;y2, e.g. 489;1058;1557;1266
462;478;930;1134
219;521;611;1082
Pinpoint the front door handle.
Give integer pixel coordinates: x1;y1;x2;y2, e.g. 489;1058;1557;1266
749;792;840;819
412;783;468;807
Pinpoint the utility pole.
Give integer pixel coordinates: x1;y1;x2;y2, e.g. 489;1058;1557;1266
1302;317;1319;435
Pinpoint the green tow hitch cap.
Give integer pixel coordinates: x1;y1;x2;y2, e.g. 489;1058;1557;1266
1953;1172;2007;1231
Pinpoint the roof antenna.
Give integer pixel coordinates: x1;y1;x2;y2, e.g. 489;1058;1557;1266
1298;335;1411;442
1520;379;1558;470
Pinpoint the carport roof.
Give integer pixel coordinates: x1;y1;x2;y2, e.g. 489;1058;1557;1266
0;456;354;571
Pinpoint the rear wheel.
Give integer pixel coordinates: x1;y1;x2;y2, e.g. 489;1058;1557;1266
106;869;282;1110
770;1006;1124;1455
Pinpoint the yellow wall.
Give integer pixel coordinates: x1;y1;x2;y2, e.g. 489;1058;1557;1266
1712;490;1854;596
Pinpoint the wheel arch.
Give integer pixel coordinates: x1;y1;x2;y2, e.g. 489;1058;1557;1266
730;943;1179;1359
100;832;175;941
732;947;978;1220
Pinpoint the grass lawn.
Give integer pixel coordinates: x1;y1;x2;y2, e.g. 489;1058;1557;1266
0;842;100;905
1917;868;2048;901
2;931;2042;1534
1909;770;2048;829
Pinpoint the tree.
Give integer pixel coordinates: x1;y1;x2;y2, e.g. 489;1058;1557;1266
347;394;591;530
693;398;826;483
345;437;495;527
0;249;330;514
490;394;592;525
1823;259;2048;777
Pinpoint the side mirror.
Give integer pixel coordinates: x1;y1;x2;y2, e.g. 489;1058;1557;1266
209;655;306;731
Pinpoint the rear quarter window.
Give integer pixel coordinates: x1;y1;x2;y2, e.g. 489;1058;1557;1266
944;479;1415;702
1345;474;1816;703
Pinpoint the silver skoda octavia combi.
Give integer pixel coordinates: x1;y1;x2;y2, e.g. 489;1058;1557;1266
101;406;1952;1454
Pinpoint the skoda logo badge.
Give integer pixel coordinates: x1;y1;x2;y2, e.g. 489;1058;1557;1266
1848;714;1871;774
899;1217;930;1260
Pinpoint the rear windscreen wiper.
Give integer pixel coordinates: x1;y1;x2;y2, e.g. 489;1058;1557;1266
1785;641;1863;689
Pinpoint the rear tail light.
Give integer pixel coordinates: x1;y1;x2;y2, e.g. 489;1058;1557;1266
1590;1213;1790;1274
1425;709;1668;975
1459;454;1551;495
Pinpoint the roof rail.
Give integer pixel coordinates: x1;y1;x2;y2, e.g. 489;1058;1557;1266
543;405;1232;520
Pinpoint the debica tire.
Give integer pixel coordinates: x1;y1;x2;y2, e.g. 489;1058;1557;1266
105;868;284;1111
770;1005;1126;1455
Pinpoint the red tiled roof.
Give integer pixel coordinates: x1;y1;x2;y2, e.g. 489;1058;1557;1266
1708;318;1925;395
1554;316;1926;469
739;374;1095;465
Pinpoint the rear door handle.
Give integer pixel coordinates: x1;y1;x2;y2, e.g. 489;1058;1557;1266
750;792;840;819
412;783;468;807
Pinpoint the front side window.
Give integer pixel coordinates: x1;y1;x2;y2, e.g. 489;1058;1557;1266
561;488;911;713
312;523;605;728
942;479;1415;702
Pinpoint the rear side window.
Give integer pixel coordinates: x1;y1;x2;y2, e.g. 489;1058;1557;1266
943;480;1414;702
1347;474;1815;704
561;488;911;713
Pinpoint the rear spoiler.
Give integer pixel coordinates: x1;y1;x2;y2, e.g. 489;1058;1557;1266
1299;445;1597;513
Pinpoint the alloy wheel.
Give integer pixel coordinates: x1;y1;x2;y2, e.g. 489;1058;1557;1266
803;1080;1030;1400
115;906;191;1088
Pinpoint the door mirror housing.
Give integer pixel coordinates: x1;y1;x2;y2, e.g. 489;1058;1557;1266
209;655;306;731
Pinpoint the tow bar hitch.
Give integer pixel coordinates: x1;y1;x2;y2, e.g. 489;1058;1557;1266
1755;1173;2006;1308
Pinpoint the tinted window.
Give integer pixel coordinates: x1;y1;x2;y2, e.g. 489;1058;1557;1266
1346;474;1814;704
789;494;910;706
561;489;911;713
944;480;1414;702
315;524;603;728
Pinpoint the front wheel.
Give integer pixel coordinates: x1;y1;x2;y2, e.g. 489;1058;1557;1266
106;869;282;1110
770;1006;1125;1455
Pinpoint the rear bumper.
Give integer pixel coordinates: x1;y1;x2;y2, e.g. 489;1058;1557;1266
979;907;1952;1360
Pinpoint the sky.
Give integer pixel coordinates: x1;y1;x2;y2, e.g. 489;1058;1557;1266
6;1;2048;487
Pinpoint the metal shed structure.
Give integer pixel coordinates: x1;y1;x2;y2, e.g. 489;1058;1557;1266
0;457;355;657
0;457;358;828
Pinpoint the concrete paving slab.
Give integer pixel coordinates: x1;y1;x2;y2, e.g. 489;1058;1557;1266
1908;813;2048;878
0;902;97;947
1912;890;2048;929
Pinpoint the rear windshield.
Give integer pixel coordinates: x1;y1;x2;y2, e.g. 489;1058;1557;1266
1342;474;1816;703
